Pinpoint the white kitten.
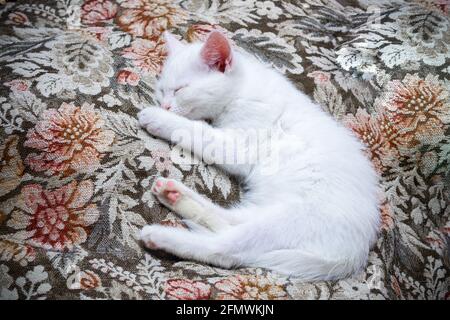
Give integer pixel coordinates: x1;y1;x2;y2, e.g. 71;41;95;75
138;31;380;281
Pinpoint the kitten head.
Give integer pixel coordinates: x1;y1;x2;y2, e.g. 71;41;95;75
156;31;237;120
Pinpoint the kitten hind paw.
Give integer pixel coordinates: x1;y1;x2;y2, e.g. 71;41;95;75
140;225;163;250
151;177;182;206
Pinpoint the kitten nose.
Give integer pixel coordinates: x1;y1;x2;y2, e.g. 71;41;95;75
162;103;171;110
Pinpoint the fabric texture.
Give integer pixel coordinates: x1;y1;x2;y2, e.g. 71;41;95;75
0;0;449;300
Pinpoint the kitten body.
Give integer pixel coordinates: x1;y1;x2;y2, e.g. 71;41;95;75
138;31;380;280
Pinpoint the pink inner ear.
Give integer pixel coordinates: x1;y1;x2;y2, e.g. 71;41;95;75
200;31;232;73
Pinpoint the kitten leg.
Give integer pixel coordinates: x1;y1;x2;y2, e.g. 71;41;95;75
172;122;252;177
138;107;250;176
140;225;240;268
151;177;234;232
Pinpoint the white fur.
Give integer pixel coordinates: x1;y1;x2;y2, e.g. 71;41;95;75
138;32;380;281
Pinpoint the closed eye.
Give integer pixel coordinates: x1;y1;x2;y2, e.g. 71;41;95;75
174;85;187;94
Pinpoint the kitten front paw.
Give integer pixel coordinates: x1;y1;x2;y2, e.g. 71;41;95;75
140;225;165;250
138;107;172;139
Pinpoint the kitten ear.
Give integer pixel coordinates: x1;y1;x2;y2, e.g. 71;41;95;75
200;31;232;73
163;31;183;54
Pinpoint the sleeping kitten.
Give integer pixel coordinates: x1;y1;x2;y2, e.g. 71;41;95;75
138;31;380;280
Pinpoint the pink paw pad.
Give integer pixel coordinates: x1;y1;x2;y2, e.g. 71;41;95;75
144;240;159;250
167;180;175;188
166;191;180;204
152;179;164;193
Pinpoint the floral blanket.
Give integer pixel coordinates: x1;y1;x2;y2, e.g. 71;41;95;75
0;0;449;300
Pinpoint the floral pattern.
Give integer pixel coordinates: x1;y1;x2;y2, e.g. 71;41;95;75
67;269;102;290
215;274;288;300
6;180;99;251
165;279;211;300
377;74;450;146
24;102;114;176
117;0;187;39
121;38;167;75
0;0;449;300
116;69;140;86
82;0;118;26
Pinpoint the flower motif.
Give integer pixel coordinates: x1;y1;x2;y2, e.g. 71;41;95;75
4;80;29;92
165;279;211;300
117;0;187;39
434;0;450;14
256;1;283;20
7;180;99;251
24;102;114;176
214;275;288;300
67;269;102;289
343;108;403;173
16;265;52;299
377;74;450;146
0;135;24;197
122;38;166;75
81;0;118;25
79;270;102;289
5;12;30;26
116;69;140;86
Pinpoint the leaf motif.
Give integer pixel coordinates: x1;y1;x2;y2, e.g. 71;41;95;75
141;176;157;209
402;8;446;43
136;254;167;298
336;47;377;72
278;1;351;43
108;31;131;50
89;258;144;291
172;261;236;276
313;82;346;120
233;29;303;74
9;90;46;123
198;163;216;192
0;100;24;134
47;246;88;277
186;0;259;26
102;109;144;159
35;73;68;97
95;162;125;194
6;61;45;77
214;173;231;199
397;221;429;262
305;46;338;71
379;44;417;68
